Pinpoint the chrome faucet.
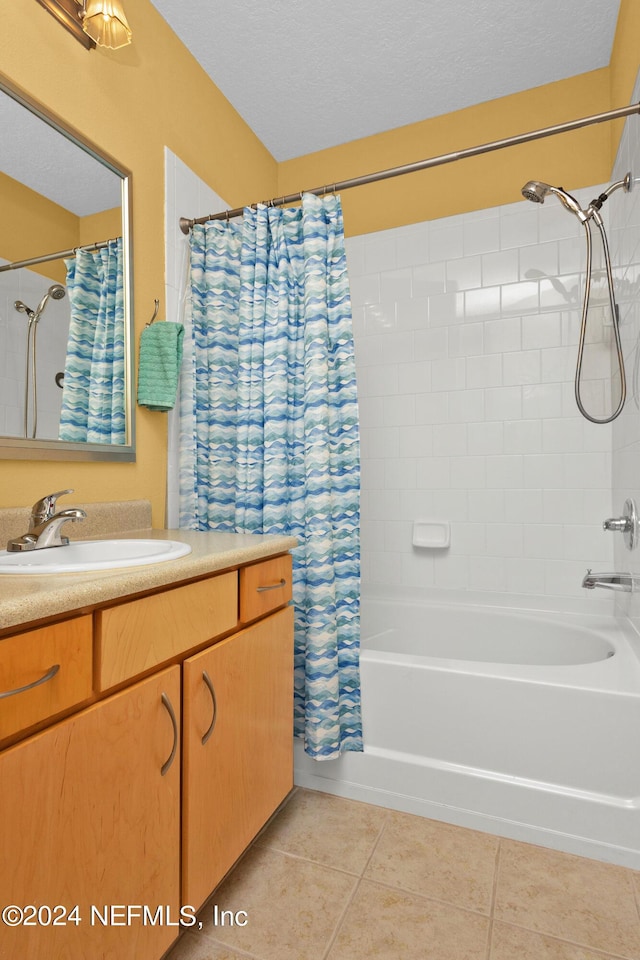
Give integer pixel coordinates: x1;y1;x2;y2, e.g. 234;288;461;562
6;489;86;552
582;569;634;592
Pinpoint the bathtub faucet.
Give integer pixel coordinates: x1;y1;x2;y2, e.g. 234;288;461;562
582;569;634;592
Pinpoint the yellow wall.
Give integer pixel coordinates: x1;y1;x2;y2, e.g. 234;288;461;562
278;70;615;237
0;0;277;523
1;0;639;522
0;172;78;282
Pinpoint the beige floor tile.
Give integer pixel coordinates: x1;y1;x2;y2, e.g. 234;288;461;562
363;810;499;914
257;788;388;874
327;879;490;960
490;921;624;960
197;844;357;960
495;840;640;958
164;932;252;960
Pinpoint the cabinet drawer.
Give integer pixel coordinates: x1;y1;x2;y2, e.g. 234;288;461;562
96;572;238;690
0;616;93;741
239;554;293;623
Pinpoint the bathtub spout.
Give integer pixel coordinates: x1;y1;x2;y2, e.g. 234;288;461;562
582;570;633;592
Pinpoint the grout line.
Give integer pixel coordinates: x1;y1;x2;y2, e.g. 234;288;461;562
484;839;503;960
495;920;637;960
319;876;362;960
358;807;392;877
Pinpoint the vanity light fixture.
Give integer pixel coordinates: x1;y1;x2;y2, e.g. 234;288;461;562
35;0;132;50
81;0;132;49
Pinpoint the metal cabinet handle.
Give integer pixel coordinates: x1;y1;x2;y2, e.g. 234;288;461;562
256;578;286;593
201;670;217;745
160;692;178;776
0;663;60;700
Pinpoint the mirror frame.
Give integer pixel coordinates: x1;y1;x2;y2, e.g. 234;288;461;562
0;73;135;462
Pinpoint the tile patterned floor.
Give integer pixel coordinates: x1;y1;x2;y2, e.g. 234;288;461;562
165;788;640;960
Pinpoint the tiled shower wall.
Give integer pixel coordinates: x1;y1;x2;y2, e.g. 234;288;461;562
611;70;640;633
346;188;618;604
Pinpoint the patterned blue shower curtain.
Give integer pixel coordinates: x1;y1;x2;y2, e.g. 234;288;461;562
59;238;125;444
180;194;363;759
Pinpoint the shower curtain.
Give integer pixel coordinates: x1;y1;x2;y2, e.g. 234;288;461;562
59;238;125;444
179;193;362;760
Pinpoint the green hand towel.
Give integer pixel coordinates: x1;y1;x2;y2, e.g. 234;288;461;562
137;321;184;411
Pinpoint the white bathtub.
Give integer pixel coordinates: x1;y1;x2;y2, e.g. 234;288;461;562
294;597;640;868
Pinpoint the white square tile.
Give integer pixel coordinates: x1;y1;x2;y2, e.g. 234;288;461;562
522;383;563;419
519;241;559;281
399;360;432;394
448;521;486;555
501;280;539;315
364;235;397;274
506;558;547;594
465;286;501;319
399;424;433;458
485;454;524;488
415;393;449;424
483;317;522;354
382;395;415;426
468;489;505;521
446;256;481;291
482;249;519;287
501;209;538;249
396;297;428;330
466;354;503;389
503;419;542;454
468;557;507;591
433;422;467;456
380;268;413;301
448;323;484;357
432;357;466;392
384;521;413;552
415;456;451;489
541;418;584;453
433;554;469;588
414;327;448;361
464;216;500;255
349;273;380;307
503;350;541;386
523;523;563;559
429;291;465;325
447;389;485;423
396;226;429;268
485;386;522;421
413;262;446;297
523;453;565;488
429;223;464;261
467;421;504;455
449;455;486;489
504;488;544;523
521;313;562;350
486;523;523;557
363;302;397;334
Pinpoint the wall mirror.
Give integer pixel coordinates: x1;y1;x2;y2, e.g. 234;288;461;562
0;76;134;461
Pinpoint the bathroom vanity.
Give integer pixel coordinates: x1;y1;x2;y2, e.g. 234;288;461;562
0;525;297;960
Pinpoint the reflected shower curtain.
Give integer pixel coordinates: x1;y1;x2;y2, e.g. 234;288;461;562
179;194;362;759
59;238;125;444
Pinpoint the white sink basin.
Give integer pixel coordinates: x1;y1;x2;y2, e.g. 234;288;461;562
0;539;192;574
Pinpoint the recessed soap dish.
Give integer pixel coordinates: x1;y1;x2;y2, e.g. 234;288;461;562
412;520;450;549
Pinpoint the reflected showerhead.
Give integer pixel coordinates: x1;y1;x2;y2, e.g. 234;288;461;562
521;180;588;221
33;283;66;321
14;300;33;315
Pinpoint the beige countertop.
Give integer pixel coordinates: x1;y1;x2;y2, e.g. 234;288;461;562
0;528;297;633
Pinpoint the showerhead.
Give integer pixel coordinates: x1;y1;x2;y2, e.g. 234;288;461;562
521;180;588;222
521;180;549;204
14;300;33;316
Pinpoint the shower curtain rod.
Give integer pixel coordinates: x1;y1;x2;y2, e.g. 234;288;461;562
0;237;121;273
180;101;640;234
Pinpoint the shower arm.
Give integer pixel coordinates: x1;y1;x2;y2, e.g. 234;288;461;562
574;212;626;425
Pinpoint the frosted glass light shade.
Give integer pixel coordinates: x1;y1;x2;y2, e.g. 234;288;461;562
82;0;132;49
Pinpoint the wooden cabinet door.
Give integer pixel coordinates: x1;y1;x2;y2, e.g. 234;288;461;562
182;605;294;908
0;665;181;960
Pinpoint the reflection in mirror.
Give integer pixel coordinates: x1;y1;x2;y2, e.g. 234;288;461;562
0;79;134;461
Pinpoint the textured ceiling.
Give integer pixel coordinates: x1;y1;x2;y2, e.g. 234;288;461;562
0;91;122;218
151;0;622;161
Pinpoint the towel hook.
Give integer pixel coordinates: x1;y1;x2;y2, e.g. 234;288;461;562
146;299;160;327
